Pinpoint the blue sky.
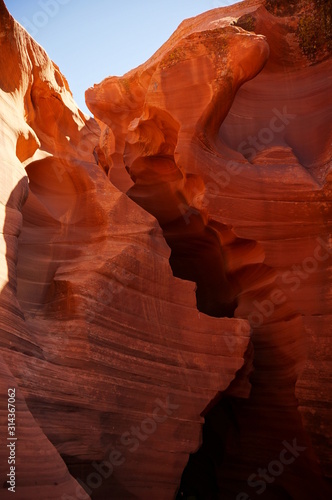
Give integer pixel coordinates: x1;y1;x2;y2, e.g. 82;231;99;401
6;0;235;114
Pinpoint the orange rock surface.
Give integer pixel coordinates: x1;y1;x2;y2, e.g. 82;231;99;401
0;0;331;498
86;0;332;499
0;1;251;499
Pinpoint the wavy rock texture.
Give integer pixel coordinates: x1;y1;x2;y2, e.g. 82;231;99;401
86;1;332;499
0;1;252;499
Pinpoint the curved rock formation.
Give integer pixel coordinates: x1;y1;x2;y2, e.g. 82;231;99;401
0;1;251;499
86;1;332;499
1;0;332;498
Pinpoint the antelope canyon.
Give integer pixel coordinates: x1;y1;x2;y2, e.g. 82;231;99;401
0;0;331;499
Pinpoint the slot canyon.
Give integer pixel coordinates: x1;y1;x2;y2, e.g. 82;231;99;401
0;0;331;499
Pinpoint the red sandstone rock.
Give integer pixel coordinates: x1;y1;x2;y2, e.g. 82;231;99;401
0;1;251;499
1;0;332;498
86;1;332;498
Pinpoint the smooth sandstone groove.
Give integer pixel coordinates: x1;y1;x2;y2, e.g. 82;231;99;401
0;1;251;499
0;0;331;498
86;1;332;499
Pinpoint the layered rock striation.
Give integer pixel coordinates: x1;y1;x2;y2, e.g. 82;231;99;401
0;1;251;499
0;0;331;498
86;1;332;498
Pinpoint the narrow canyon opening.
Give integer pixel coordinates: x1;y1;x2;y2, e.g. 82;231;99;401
1;0;332;498
162;213;238;318
125;173;325;500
